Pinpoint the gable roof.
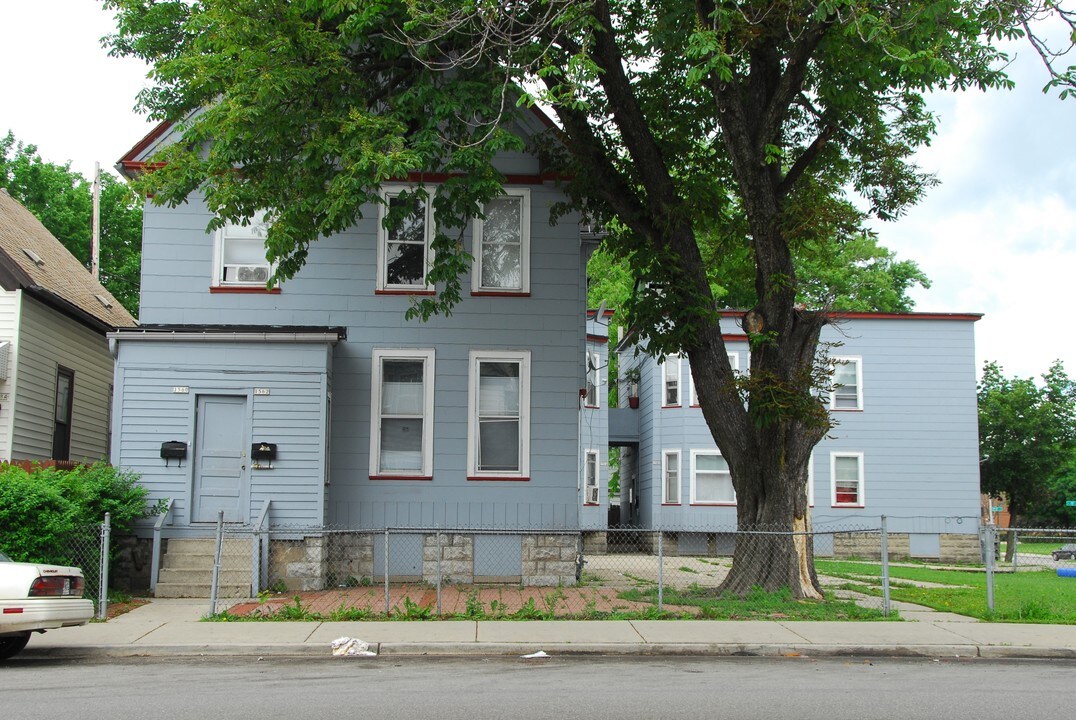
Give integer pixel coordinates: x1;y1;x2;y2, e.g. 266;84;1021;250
0;188;137;331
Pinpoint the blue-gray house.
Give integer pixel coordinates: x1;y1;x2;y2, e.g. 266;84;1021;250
611;311;984;562
111;114;598;592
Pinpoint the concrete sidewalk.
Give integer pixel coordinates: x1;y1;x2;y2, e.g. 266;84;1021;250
18;599;1076;660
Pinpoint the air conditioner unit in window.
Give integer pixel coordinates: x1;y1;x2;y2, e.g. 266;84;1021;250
234;265;270;283
586;486;599;504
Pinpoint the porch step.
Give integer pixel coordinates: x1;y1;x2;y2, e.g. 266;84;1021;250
154;537;255;599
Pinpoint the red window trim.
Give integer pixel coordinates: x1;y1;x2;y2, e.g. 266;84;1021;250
467;475;530;482
210;286;281;294
583;403;599;409
662;404;682;409
369;475;433;481
375;289;436;296
583;502;600;507
470;291;531;298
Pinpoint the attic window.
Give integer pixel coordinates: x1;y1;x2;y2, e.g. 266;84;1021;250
21;248;44;267
94;294;113;310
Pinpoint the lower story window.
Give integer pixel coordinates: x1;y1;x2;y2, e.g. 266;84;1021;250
584;450;599;504
469;350;530;478
370;349;434;477
663;450;680;504
692;450;734;504
831;453;864;507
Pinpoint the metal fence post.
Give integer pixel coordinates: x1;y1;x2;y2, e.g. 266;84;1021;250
97;512;111;621
880;515;891;617
384;528;391;615
984;524;996;612
209;510;224;617
435;526;442;616
657;530;664;611
1012;528;1019;571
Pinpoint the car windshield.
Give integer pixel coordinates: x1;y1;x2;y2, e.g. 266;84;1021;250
0;550;11;562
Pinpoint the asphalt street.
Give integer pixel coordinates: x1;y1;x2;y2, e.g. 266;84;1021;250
4;656;1074;720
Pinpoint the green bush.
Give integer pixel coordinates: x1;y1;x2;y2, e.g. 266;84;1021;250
0;462;155;564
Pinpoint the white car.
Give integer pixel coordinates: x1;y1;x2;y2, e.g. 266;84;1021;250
0;550;95;660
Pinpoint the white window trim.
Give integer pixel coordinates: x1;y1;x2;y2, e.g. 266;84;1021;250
377;186;435;292
830;451;865;508
662;449;681;505
212;213;276;286
689;352;739;406
662;354;681;407
585;349;601;408
472;187;531;294
583;449;599;505
369;348;436;478
830;356;864;411
690;449;735;505
467;349;531;478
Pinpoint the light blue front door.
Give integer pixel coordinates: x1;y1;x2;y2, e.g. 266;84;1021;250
192;395;248;523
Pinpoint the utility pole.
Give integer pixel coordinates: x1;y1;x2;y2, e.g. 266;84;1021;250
91;162;101;280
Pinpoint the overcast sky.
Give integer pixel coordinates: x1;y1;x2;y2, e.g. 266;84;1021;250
1;2;1073;381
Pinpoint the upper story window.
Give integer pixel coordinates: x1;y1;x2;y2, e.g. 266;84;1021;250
468;350;531;479
663;355;681;407
584;350;601;408
691;450;735;505
369;349;435;478
831;452;865;507
830;357;863;410
378;188;434;292
473;188;530;294
662;449;681;504
690;352;740;406
215;214;274;286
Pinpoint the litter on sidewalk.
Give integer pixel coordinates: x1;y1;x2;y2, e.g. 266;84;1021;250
331;636;376;657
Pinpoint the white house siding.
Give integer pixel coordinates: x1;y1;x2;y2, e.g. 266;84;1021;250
10;294;113;461
0;290;20;458
128;182;583;530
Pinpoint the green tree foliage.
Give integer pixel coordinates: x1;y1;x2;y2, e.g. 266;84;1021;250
0;132;143;315
979;361;1076;532
0;462;154;565
102;0;1074;597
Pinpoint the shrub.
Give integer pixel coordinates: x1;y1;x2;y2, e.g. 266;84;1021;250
0;461;154;564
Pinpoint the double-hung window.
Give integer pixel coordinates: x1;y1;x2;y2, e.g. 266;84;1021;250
831;452;865;507
662;450;681;504
584;350;600;408
215;213;274;286
473;188;530;294
691;450;735;504
583;450;599;504
663;355;681;406
378;188;434;292
52;366;74;461
830;357;863;410
689;352;739;406
468;350;530;478
370;349;435;478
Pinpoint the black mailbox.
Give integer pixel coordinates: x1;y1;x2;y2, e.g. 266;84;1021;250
161;441;187;467
251;442;277;461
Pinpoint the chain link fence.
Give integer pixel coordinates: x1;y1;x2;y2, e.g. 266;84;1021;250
25;514;113;620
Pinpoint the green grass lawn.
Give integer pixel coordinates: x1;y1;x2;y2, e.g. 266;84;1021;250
618;583;890;621
816;560;1076;623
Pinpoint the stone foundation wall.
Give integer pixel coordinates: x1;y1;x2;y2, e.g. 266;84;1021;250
424;533;474;584
939;533;981;563
521;534;578;586
832;532;911;560
268;536;329;592
325;533;375;587
582;531;608;555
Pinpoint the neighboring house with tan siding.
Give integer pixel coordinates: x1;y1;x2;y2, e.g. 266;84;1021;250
0;188;136;462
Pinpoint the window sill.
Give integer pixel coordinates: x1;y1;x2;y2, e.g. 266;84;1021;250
832;503;864;509
661;503;681;507
689;502;736;507
369;474;433;481
662;405;682;409
830;408;864;412
471;290;531;297
582;502;600;507
375;289;436;296
583;404;600;409
467;475;530;482
210;286;281;294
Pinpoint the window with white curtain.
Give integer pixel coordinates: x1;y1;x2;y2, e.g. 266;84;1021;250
473;188;530;293
691;450;735;504
215;212;274;286
831;452;865;507
662;450;680;504
370;348;435;477
468;350;530;477
663;355;680;406
830;357;863;410
584;450;599;504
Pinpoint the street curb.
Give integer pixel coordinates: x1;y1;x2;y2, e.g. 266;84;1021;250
18;642;1076;661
